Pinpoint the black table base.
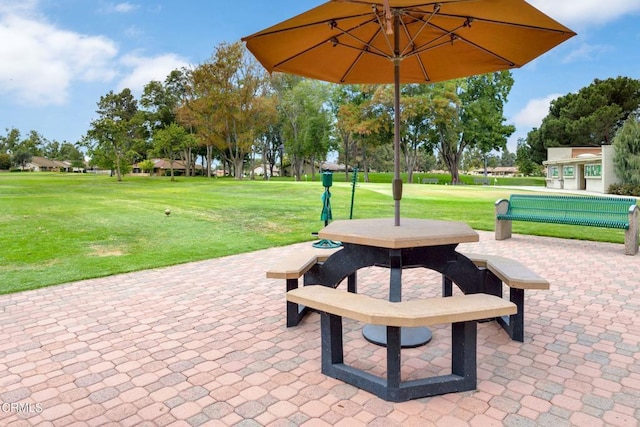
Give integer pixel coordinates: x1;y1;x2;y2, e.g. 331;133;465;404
362;324;432;348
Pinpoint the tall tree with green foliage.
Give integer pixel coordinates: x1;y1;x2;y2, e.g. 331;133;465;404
140;69;187;131
0;153;10;170
515;138;539;176
330;85;360;181
152;123;198;181
0;128;21;155
140;70;194;172
431;71;514;183
613;115;640;185
527;77;640;164
186;42;267;179
271;75;331;180
85;88;140;181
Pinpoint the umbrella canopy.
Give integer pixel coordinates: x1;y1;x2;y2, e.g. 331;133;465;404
243;0;575;225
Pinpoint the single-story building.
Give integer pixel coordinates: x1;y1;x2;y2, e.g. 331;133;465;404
132;159;202;176
471;166;519;176
23;156;80;172
543;145;618;193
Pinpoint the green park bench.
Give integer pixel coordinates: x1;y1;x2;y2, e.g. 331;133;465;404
495;194;639;255
421;178;439;184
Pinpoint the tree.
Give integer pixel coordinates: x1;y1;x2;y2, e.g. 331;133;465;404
138;159;156;174
515;138;538;176
0;128;21;154
341;84;389;182
248;89;282;181
527;77;640;163
398;84;439;183
0;153;10;170
140;70;187;131
85;89;141;181
185;42;268;180
329;85;359;182
433;72;514;183
11;150;32;169
152;123;197;181
613;115;640;185
140;69;193;172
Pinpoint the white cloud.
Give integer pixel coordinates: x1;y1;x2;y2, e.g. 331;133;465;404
117;53;190;94
562;43;612;64
0;10;118;106
528;0;640;28
513;94;562;129
99;2;139;14
113;3;137;13
0;2;186;106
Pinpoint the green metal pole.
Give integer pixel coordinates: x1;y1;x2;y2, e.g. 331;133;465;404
350;167;358;219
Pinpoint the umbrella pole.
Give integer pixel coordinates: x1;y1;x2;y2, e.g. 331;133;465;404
392;12;402;226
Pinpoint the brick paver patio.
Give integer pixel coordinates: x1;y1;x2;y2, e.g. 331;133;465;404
1;230;639;426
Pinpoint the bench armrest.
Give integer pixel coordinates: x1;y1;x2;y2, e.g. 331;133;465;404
495;198;510;215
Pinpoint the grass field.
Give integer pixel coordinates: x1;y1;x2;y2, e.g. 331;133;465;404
0;173;628;294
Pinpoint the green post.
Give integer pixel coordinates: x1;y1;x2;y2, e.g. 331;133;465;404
350;167;358;219
313;171;341;249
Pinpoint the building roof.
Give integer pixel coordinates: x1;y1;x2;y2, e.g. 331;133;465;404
28;156;71;168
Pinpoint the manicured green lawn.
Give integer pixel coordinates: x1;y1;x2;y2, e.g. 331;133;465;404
0;173;627;294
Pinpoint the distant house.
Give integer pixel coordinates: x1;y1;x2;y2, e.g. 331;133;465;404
471;166;518;176
319;162;348;172
253;166;280;177
132;159;202;176
491;166;519;176
24;156;80;172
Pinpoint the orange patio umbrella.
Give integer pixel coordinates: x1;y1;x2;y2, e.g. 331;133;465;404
243;0;575;225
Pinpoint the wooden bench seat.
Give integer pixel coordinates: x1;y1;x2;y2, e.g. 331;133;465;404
266;248;339;280
266;246;350;327
287;286;516;402
444;252;550;342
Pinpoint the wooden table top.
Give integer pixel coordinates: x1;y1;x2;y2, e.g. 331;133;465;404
318;218;479;249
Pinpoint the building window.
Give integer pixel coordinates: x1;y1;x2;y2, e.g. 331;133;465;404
584;163;602;178
563;166;574;178
549;166;559;178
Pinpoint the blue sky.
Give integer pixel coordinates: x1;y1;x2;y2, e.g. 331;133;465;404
1;0;640;152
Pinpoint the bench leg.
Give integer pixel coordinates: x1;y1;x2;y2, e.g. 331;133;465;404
347;272;357;294
625;208;638;255
452;321;477;388
480;270;524;342
387;326;401;390
286;278;310;327
320;313;343;372
290;272;358;328
442;276;453;297
495;219;512;240
496;288;525;342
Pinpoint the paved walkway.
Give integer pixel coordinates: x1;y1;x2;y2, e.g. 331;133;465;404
1;231;639;426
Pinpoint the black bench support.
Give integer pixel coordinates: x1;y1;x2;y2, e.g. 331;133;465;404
442;270;525;341
286;271;356;328
319;311;479;402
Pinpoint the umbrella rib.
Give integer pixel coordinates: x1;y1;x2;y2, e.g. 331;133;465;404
403;17;519;68
339;25;389;82
243;11;373;39
435;12;574;35
270;15;385;70
397;7;440;58
331;17;392;59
